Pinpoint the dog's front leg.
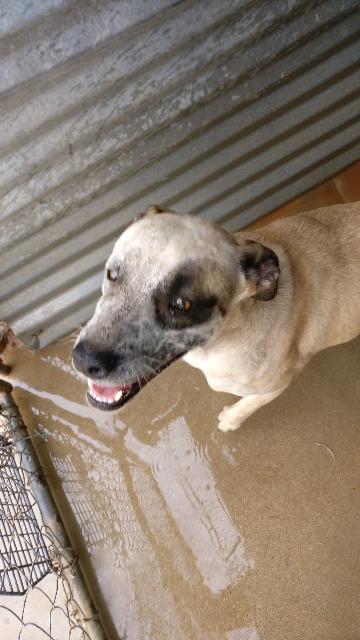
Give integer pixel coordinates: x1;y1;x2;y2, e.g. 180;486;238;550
217;387;286;432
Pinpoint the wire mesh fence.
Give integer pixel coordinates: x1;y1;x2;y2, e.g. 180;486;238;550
0;381;105;640
0;431;50;595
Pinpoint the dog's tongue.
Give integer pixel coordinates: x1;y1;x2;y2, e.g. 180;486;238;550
88;380;132;401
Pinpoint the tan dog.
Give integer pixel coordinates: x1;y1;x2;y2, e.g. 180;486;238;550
72;203;360;431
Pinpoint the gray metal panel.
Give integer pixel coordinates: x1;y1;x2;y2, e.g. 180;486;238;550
0;0;359;348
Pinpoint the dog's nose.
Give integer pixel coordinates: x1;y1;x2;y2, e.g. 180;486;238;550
72;341;118;379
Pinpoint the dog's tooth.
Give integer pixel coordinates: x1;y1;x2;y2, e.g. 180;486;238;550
89;390;120;405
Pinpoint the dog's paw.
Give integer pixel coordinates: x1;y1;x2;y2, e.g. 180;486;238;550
217;406;243;432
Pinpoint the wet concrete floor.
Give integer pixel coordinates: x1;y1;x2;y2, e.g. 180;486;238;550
3;333;360;640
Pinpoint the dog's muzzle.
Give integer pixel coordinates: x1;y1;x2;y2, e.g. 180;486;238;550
72;340;182;411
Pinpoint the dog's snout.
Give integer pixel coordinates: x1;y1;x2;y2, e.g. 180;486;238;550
72;341;118;379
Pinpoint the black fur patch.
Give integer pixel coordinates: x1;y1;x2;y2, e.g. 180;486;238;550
154;267;218;330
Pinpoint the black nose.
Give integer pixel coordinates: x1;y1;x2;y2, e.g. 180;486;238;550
72;341;118;379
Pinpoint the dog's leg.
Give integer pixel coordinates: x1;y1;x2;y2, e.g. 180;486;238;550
218;387;286;432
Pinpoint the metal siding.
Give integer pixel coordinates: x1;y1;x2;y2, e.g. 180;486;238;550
0;0;359;348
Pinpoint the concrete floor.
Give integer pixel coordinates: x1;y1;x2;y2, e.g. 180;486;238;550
3;330;360;640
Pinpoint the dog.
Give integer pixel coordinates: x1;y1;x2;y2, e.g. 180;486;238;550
72;202;360;431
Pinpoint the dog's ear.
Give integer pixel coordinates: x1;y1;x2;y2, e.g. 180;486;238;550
134;205;174;222
143;205;166;216
237;240;280;301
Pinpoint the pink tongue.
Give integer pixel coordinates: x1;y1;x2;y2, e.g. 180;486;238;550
89;381;132;399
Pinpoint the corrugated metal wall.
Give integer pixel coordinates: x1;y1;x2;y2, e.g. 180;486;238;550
1;0;359;349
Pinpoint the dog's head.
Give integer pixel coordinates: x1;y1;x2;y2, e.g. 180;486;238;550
72;206;280;410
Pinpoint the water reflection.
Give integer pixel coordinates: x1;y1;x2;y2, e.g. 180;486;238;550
126;417;251;594
35;410;188;639
227;628;260;640
7;339;253;639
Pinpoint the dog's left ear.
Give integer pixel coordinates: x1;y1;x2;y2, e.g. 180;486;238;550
134;205;174;221
143;205;167;216
237;240;280;301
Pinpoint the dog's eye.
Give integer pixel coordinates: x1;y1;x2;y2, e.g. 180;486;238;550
107;268;119;282
170;297;192;313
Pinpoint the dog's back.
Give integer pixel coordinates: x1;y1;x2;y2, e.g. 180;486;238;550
241;202;360;354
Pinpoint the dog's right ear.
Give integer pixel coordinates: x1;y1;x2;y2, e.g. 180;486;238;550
134;205;174;222
235;239;280;301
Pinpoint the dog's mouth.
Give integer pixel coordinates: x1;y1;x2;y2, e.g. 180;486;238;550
86;354;182;411
87;379;140;410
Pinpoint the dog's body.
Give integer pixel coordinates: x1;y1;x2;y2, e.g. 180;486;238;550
185;204;360;429
73;202;360;431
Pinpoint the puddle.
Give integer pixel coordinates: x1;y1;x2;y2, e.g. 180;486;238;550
3;334;360;639
126;417;251;593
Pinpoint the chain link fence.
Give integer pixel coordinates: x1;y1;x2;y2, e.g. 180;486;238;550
0;379;106;640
